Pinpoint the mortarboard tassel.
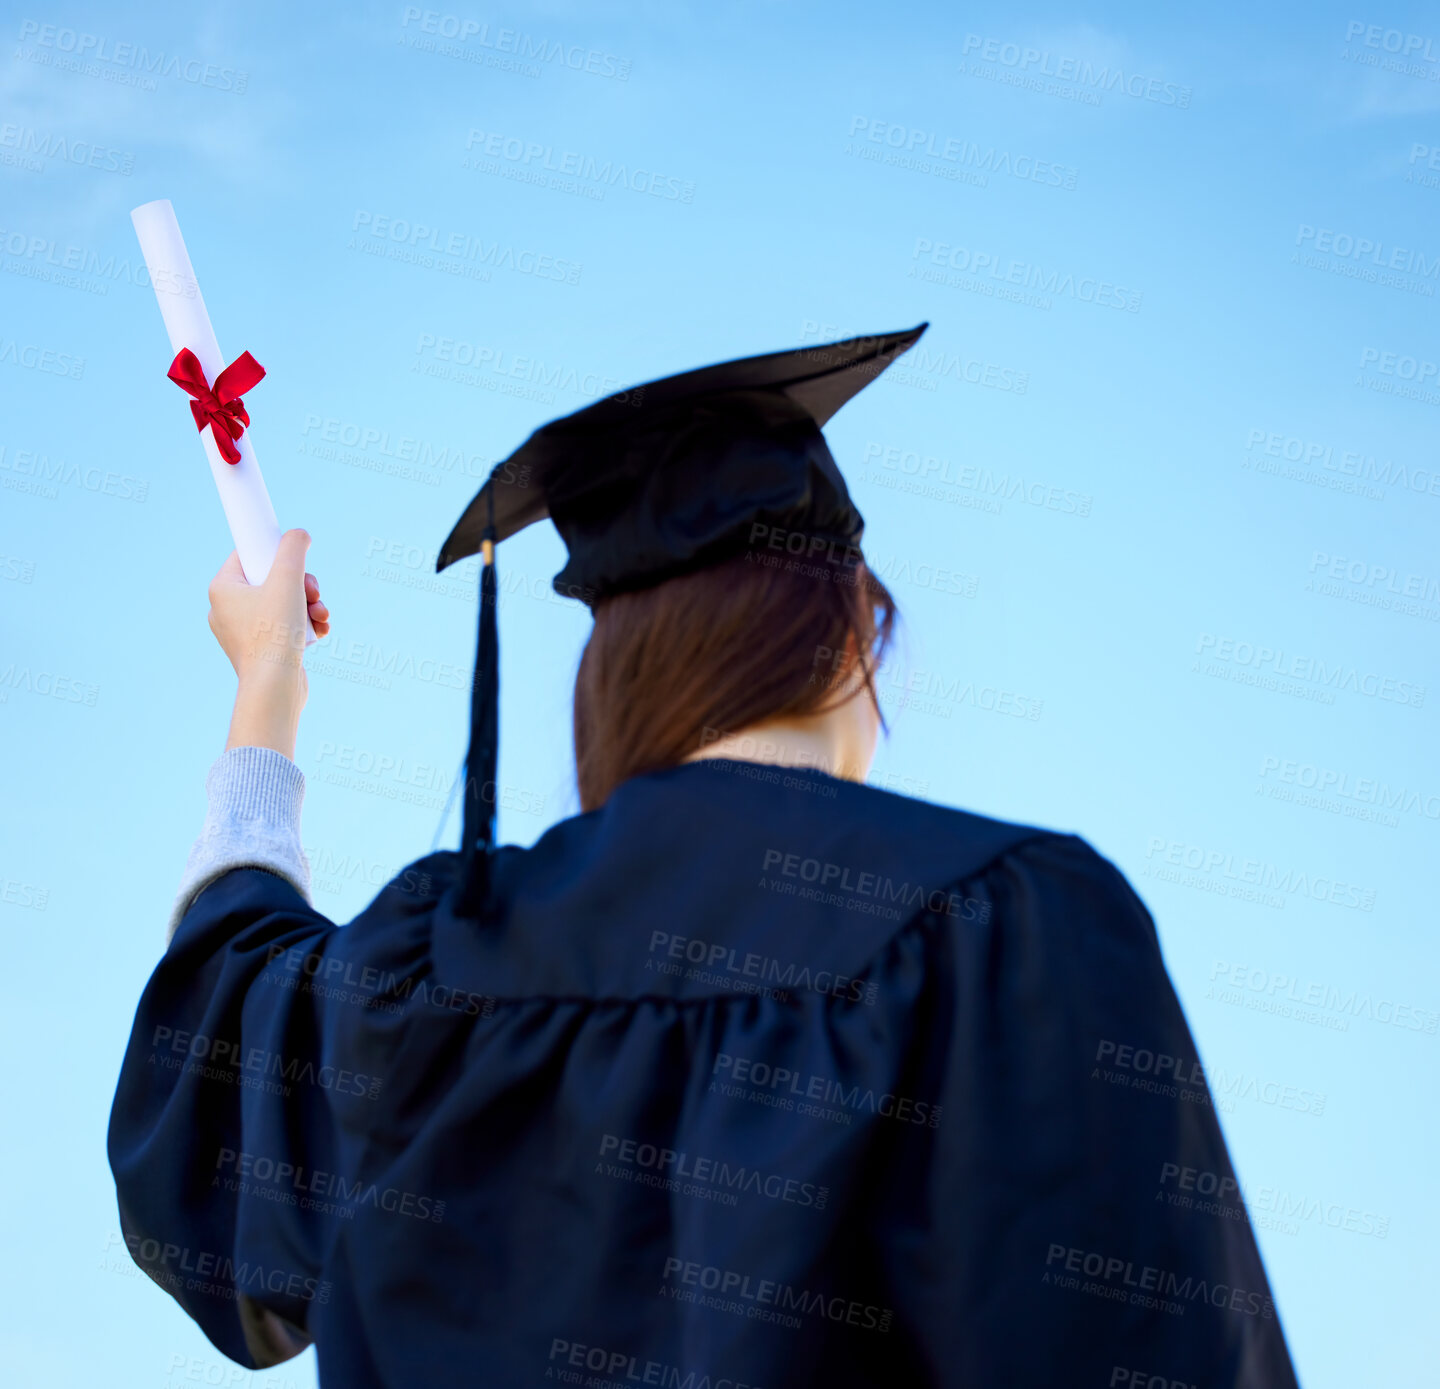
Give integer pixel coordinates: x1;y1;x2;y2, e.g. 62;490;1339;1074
457;483;499;916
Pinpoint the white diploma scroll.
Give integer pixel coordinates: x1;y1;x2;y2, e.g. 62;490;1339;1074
132;198;315;644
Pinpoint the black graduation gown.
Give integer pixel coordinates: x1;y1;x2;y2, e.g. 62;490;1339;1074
108;757;1300;1388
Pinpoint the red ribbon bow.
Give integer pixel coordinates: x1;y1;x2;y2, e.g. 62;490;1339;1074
167;347;265;464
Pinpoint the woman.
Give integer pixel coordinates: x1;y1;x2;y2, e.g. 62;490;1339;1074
110;327;1299;1387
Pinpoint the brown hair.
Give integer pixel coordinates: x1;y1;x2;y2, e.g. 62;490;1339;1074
572;550;898;811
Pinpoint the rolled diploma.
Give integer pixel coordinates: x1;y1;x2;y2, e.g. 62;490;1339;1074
131;198;315;644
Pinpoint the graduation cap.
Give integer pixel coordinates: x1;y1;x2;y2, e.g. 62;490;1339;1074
437;322;928;911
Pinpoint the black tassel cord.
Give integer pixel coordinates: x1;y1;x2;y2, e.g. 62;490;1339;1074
454;483;499;915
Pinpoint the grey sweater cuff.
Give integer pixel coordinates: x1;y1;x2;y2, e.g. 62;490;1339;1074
166;745;313;943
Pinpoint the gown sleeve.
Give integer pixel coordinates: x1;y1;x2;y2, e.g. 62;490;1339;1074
880;831;1301;1387
108;749;346;1368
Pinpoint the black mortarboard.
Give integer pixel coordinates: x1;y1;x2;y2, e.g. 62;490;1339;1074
437;323;928;910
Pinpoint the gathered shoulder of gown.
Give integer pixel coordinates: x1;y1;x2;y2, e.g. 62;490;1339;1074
109;755;1300;1388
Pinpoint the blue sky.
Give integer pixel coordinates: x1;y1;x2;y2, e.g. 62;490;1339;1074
2;1;1438;1383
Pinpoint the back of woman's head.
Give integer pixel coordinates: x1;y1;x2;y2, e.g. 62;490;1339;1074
573;551;898;811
